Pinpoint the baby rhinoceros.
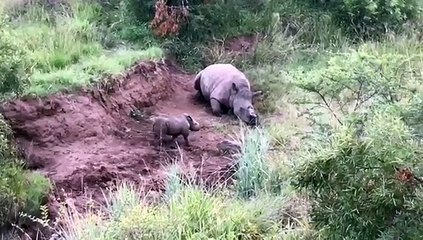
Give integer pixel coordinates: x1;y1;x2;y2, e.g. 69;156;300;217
152;113;201;146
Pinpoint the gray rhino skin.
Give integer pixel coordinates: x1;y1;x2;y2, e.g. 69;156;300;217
152;113;201;146
194;64;262;126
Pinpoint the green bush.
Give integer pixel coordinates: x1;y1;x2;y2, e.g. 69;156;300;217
293;107;423;239
401;94;423;140
295;45;420;126
306;0;422;37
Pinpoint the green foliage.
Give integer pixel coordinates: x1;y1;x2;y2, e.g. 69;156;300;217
26;47;163;96
401;94;423;139
165;0;269;70
0;115;51;227
293;107;423;239
22;172;52;217
295;45;421;125
306;0;423;37
0;115;26;227
0;16;30;97
11;3;103;73
377;187;423;239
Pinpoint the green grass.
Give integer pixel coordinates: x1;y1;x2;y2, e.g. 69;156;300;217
56;171;311;239
1;0;164;97
27;47;163;96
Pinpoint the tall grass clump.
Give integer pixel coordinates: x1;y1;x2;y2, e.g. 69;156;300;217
233;125;291;199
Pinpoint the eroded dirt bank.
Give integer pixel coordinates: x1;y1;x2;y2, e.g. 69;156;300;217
0;60;239;221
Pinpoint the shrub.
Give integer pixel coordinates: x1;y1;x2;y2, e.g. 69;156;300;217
305;0;423;37
293;107;423;239
295;44;421;126
401;94;423;140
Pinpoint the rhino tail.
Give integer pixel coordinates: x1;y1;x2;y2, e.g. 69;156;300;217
194;70;203;91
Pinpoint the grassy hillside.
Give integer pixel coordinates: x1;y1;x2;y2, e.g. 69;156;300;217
0;0;422;239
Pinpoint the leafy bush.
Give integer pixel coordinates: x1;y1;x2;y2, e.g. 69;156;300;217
306;0;423;37
293;106;423;239
401;94;423;140
295;45;420;126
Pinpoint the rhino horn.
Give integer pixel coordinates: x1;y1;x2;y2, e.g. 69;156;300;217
252;90;263;97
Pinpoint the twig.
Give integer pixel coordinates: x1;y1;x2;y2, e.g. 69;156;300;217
353;80;364;111
315;91;343;125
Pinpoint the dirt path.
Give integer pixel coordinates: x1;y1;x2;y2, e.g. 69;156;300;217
0;60;239;217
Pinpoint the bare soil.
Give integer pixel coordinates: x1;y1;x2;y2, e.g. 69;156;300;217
0;60;242;221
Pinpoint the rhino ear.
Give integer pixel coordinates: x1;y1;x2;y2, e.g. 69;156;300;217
231;83;239;93
184;114;193;122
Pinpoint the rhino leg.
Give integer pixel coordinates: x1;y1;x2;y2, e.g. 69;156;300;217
210;99;223;117
194;91;206;103
220;104;230;114
181;132;190;146
193;78;206;103
171;135;179;142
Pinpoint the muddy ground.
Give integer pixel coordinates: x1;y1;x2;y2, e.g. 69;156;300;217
0;58;250;223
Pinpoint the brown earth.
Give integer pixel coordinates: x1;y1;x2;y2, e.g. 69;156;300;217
0;60;243;222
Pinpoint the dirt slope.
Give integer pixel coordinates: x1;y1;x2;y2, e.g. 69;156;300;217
0;60;239;217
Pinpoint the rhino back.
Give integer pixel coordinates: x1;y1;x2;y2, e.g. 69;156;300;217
166;116;189;135
199;64;250;106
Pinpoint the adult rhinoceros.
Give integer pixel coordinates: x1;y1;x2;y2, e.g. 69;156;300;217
193;64;262;126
